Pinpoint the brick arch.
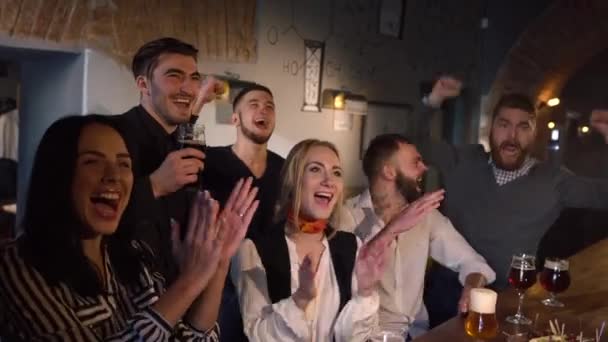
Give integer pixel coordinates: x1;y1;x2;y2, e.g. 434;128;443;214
0;0;257;65
483;0;608;138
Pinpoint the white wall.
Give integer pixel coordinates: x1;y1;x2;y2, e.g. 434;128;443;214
0;34;88;227
83;49;138;114
84;0;431;189
18;51;86;224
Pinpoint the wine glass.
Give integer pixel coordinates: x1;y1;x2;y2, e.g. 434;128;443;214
370;319;409;342
505;253;537;325
540;258;570;307
176;121;206;191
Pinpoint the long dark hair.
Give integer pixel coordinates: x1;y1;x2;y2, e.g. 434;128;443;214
19;114;143;297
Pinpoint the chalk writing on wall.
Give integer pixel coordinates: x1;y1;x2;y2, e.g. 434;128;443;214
269;0;390;86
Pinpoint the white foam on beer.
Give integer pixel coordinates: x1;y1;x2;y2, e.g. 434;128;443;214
469;288;497;314
544;259;568;270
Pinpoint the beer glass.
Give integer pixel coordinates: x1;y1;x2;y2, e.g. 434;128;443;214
540;258;570;307
177;121;206;191
506;253;536;325
465;288;499;339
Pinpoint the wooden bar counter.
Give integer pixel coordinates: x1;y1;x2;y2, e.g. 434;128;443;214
415;239;608;341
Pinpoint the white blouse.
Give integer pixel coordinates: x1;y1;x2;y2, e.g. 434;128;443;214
231;234;379;342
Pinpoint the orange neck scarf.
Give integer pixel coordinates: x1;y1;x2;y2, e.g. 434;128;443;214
287;209;328;234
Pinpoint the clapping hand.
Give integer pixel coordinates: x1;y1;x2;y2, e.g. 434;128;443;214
293;250;324;311
216;177;260;263
355;242;387;297
170;191;223;292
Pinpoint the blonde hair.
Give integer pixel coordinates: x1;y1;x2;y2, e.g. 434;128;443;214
275;139;344;233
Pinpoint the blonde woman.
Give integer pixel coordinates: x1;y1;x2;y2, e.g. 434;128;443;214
231;139;444;341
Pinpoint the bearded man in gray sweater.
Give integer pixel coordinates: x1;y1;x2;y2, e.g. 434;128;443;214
416;76;608;326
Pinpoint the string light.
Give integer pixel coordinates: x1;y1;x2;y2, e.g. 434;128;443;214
547;98;560;107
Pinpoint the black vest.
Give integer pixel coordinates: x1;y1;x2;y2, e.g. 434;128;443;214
252;222;358;312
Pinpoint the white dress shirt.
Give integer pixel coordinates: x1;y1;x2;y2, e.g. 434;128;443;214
340;189;496;337
231;234;379;342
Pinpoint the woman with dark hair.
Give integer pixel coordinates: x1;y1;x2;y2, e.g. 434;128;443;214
231;139;441;341
0;115;259;341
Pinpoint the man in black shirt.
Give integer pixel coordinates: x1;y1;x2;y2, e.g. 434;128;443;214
203;84;284;341
203;84;284;239
113;37;222;281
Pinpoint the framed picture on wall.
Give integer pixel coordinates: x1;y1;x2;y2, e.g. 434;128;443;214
379;0;406;39
302;40;325;112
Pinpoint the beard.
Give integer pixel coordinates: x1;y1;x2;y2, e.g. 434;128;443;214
395;171;423;203
239;112;273;144
489;133;528;171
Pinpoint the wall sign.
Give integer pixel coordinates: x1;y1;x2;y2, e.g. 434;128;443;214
302;40;325;112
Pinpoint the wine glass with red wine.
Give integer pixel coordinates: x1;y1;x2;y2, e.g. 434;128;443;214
505;253;537;325
540;257;570;307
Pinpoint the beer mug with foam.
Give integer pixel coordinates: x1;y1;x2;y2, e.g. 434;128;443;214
465;288;499;339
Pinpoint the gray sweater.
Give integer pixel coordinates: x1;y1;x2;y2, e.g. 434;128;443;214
413;104;608;288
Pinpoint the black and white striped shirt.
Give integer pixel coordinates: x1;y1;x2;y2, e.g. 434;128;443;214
0;239;219;341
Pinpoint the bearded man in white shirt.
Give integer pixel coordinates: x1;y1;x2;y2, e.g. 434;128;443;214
341;133;496;339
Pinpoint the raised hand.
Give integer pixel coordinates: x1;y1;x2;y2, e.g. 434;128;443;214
293;253;321;311
149;148;205;198
591;109;608;142
428;75;463;107
170;191;223;293
382;189;445;239
190;76;226;116
355;242;387;297
217;177;260;262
